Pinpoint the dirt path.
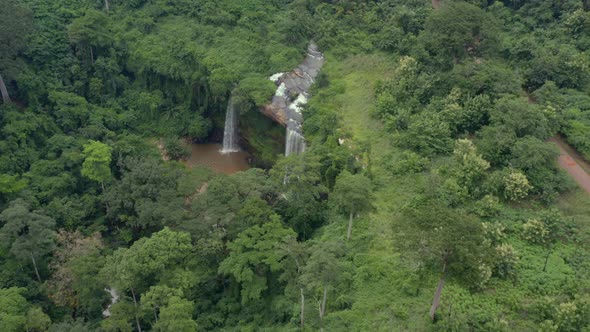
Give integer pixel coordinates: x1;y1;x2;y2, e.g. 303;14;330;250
549;136;590;194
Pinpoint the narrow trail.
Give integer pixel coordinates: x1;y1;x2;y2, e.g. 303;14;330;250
549;136;590;194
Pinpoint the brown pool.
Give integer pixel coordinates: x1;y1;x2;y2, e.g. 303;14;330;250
186;143;250;174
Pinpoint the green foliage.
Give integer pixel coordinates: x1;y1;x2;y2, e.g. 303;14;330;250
219;219;296;303
162;137;189;161
105;158;184;234
0;199;55;280
234;76;276;109
504;170;532;201
152;296;198;332
68;10;112;49
0;0;589;330
0;0;32;89
0;287;29;331
271;153;328;238
388;150;429;175
330;171;372;216
101;227;192;292
81;140;112;184
397;199;490;289
0;287;50;332
420;1;500;66
0;174;27;195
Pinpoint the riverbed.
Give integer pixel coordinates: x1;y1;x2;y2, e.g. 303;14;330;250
186;143;250;174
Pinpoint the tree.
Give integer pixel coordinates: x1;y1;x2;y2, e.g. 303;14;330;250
0;287;28;331
0;199;56;281
397;112;453;156
489;96;558;140
100;301;134;332
503;170;532;201
0;287;50;332
152;296;197;332
522;209;566;272
509;137;564;198
140;285;182;323
0;174;27;196
396;200;489;321
218;218;296;303
0;0;32;103
46;231;105;318
105;158;184;234
330;171;373;240
48;91;91;133
452;138;490;194
101;228;193;332
271;153;328;238
300;240;349;332
279;237;309;329
81;140;112;189
420;1;499;65
68;10;112;64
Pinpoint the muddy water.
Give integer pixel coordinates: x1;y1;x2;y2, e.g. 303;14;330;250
186;144;250;174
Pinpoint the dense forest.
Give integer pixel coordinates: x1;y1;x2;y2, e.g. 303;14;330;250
1;0;590;331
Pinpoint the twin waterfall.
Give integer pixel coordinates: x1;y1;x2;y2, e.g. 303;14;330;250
221;98;239;153
220;43;324;156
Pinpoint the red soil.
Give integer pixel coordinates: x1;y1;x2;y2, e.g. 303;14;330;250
550;136;590;194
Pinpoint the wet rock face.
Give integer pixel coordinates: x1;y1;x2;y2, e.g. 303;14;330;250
263;42;325;130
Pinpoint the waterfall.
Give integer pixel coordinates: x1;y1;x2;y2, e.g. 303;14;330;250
285;127;305;156
221;98;239;153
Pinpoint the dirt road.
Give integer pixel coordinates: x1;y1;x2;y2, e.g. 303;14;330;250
549;137;590;194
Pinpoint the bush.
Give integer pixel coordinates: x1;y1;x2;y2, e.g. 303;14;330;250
163;137;190;161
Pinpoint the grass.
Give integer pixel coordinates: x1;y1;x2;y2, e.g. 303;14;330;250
309;53;436;330
308;52;590;330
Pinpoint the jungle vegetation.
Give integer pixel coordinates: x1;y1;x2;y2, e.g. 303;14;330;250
1;0;590;331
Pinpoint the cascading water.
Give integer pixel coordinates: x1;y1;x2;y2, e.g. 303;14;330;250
267;42;324;156
285;127;305;156
221;97;239;153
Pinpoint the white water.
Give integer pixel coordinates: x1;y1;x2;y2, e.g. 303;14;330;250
267;42;323;157
102;288;119;317
288;93;308;114
285;127;305;156
221;98;239;153
269;72;285;82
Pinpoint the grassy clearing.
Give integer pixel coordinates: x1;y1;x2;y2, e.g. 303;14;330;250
309;53;435;329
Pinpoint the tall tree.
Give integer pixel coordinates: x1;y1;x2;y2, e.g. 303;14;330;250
81;140;112;191
271;153;327;238
279;237;309;329
522;209;567;272
421;1;499;65
0;287;51;331
68;10;112;64
218;218;296;303
396;199;489;321
100;228;193;332
300;240;348;332
330;171;373;240
0;0;32;103
151;296;197;332
0;199;56;281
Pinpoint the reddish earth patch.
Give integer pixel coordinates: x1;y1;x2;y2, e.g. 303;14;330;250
549;136;590;194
